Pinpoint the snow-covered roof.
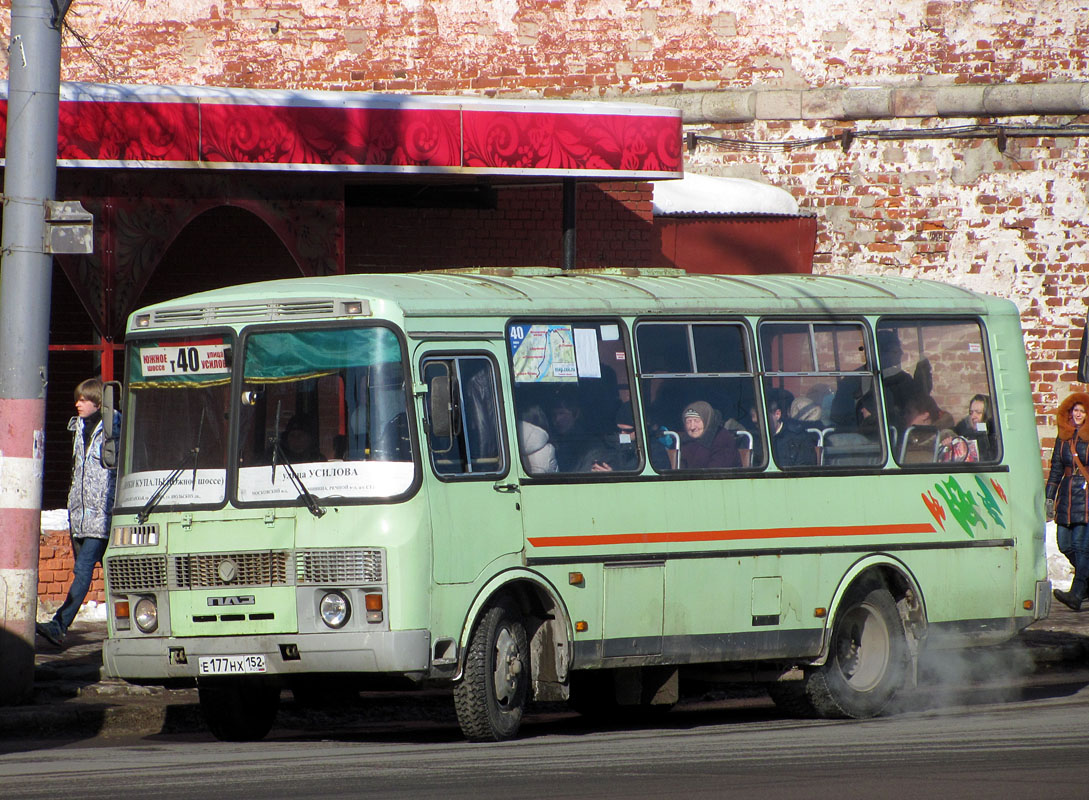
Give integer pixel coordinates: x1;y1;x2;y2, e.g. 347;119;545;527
653;173;801;217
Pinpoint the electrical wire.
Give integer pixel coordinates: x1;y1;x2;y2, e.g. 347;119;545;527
691;123;1089;153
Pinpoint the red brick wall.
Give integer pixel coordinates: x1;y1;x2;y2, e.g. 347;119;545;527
38;530;104;608
346;182;657;271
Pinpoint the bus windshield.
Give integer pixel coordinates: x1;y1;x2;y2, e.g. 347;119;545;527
236;325;415;503
116;334;233;510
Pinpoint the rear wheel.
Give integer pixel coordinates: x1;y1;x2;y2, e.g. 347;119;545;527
198;677;280;741
453;599;529;741
770;582;908;719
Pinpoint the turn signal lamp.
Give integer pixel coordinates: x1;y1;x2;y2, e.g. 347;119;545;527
1023;600;1034;611
814;607;827;618
114;599;131;630
568;572;584;586
365;592;383;623
575;620;588;632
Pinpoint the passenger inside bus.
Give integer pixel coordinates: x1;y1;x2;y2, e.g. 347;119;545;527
547;392;592;472
678;401;740;469
582;402;643;472
518;405;558;474
954;393;996;461
767;394;818;467
830;329;919;438
875;330;922;435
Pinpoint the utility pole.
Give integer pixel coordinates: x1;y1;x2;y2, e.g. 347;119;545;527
0;0;68;704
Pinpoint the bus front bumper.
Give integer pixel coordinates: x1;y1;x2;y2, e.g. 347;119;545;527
103;629;431;682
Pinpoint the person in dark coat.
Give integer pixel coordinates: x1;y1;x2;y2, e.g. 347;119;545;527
581;402;643;473
679;401;739;469
768;396;818;467
1046;391;1089;611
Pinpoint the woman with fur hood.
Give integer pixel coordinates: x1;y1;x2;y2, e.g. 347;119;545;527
1046;391;1089;611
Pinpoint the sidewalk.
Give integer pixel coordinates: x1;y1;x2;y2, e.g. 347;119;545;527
2;605;1088;743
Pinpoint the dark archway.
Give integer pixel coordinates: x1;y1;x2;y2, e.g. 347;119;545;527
137;206;305;308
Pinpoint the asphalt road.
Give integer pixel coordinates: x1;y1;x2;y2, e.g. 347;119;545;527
3;670;1089;800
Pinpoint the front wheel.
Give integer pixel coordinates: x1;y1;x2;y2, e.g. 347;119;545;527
453;599;530;742
198;677;280;741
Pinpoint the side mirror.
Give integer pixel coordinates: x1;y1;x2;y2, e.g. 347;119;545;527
101;380;122;468
429;375;453;438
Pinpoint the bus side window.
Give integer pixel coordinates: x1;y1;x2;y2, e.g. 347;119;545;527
635;320;758;473
759;320;883;468
422;355;505;477
508;320;638;475
877;318;999;466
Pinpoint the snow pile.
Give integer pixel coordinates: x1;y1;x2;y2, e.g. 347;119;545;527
652;173;801;217
1046;521;1074;591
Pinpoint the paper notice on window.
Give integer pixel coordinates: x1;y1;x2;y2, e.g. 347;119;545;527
574;328;600;378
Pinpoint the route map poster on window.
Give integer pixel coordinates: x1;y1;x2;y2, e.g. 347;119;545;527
509;324;580;383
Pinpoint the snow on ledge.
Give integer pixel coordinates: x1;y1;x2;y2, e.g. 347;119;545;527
653;173;800;217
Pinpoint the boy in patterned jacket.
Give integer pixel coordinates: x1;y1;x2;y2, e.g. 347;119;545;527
36;378;119;647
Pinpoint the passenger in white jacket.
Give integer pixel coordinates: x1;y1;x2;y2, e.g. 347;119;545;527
518;406;558;474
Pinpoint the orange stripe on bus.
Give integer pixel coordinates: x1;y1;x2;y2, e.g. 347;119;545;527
527;522;937;548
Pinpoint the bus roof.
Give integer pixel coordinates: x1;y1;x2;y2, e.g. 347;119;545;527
131;267;1007;332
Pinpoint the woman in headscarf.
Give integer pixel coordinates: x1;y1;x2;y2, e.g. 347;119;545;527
679;401;740;469
1046;392;1089;611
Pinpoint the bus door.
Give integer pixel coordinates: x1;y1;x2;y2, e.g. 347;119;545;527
418;345;523;585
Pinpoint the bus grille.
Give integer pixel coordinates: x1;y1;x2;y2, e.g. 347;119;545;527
296;548;384;585
106;554;168;592
171;551;290;588
151;300;337;326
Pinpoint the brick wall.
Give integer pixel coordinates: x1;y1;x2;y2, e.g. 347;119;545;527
38;529;104;610
346;182;658;271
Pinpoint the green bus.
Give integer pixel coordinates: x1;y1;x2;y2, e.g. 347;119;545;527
100;267;1048;741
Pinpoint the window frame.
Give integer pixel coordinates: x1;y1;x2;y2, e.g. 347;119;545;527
420;350;510;482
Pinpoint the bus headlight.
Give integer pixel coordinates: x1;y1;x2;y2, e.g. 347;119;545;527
320;591;351;629
133;597;158;633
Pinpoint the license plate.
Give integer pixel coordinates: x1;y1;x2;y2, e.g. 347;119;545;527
198;654;267;675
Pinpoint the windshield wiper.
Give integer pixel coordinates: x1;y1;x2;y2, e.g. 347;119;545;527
269;436;326;518
137;408;205;524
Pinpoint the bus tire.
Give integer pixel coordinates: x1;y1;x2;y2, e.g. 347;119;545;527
809;583;908;718
198;677;280;742
453;598;529;742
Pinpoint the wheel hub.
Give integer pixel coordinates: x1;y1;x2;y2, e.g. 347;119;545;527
493;627;522;706
837;602;891;692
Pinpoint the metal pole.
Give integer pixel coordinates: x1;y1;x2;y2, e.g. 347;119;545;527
0;0;64;704
561;178;576;271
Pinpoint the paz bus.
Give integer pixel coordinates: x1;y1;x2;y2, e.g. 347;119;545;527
99;267;1048;741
